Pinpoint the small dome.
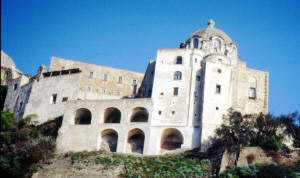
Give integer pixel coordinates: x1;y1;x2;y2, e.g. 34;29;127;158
190;19;232;44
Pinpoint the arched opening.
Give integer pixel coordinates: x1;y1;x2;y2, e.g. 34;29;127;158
101;129;118;152
161;128;183;150
127;129;145;154
104;107;121;123
173;71;182;80
75;108;92;125
213;38;222;52
193;38;199;49
130;107;148;122
175;56;183;64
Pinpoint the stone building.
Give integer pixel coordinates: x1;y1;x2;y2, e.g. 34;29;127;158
1;51;24;86
4;20;268;155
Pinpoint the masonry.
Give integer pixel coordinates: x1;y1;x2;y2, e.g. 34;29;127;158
4;20;268;155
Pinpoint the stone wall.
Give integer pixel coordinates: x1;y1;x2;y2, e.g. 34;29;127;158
50;57;144;99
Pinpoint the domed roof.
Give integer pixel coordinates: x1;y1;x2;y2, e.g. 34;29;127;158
190;20;233;44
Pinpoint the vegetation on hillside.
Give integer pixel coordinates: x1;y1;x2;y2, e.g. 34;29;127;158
209;109;300;175
219;161;300;178
0;111;62;178
63;149;213;177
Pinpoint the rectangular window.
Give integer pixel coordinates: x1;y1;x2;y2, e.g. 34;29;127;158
196;75;200;81
51;94;57;104
62;97;68;102
62;67;65;70
14;83;18;90
216;85;221;94
102;88;106;94
103;74;108;81
116;91;120;96
158;110;162;115
87;86;91;92
249;88;256;99
173;87;179;96
118;76;122;84
133;80;137;85
89;72;94;79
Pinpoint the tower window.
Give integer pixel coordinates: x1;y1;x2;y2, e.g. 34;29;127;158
216;85;221;94
174;71;182;80
87;86;91;92
173;87;179;96
62;97;68;102
89;72;94;79
103;74;108;81
14;83;18;90
193;38;199;49
158;110;162;115
249;88;256;99
50;94;57;104
213;39;221;51
175;56;183;64
118;76;122;84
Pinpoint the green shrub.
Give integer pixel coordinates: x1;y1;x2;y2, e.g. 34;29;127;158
1;111;15;131
261;136;281;151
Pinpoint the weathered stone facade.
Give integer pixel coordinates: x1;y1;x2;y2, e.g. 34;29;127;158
1;51;23;86
4;20;268;155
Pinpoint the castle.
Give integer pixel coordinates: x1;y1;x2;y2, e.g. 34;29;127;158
4;20;269;155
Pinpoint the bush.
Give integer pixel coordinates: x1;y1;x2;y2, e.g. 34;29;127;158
262;136;282;151
220;162;298;178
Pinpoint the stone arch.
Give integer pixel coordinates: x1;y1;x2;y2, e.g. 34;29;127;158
130;107;148;122
104;107;121;123
127;128;145;154
101;129;118;152
75;108;92;125
175;56;183;64
160;128;183;150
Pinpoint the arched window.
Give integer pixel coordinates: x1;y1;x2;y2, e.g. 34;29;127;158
175;56;183;64
101;129;118;152
194;38;199;49
213;39;221;51
161;128;183;150
174;71;182;80
104;107;121;123
75;108;92;125
127;129;145;154
130;107;148;122
193;38;199;49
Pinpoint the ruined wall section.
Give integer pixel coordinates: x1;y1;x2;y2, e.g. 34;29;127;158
138;60;156;98
232;62;269;114
50;57;144;100
4;75;33;119
23;72;82;123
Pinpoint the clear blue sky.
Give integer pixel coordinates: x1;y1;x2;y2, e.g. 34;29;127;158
1;0;299;115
